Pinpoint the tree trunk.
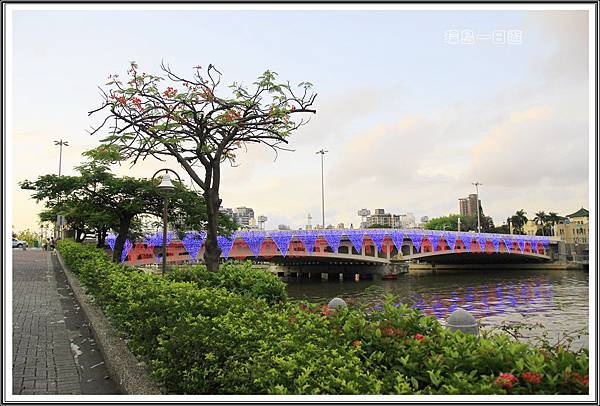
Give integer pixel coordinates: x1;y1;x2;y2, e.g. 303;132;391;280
96;228;107;248
203;188;222;272
112;216;132;262
75;227;87;243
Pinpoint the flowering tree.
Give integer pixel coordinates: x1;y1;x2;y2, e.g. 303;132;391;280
89;62;317;271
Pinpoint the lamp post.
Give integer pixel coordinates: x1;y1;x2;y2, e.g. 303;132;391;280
54;139;69;239
316;149;328;228
152;169;181;275
457;217;461;232
472;181;482;233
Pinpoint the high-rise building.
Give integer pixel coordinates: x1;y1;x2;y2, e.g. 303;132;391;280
233;207;255;227
459;194;482;217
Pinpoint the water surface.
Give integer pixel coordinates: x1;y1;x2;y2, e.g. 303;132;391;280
285;268;589;349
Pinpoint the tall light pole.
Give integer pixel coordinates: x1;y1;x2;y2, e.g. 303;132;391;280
152;169;181;276
472;181;482;233
316;149;328;228
54;139;69;239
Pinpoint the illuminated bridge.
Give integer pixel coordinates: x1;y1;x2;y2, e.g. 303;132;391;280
117;229;560;277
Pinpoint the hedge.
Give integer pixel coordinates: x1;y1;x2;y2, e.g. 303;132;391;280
57;240;589;395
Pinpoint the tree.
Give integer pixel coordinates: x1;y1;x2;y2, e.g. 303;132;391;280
510;209;528;234
21;157;234;262
424;215;461;231
367;224;392;229
546;212;563;236
16;229;38;247
534;211;548;236
88;62;316;271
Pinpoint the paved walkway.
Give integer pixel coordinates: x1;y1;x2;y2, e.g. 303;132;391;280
12;249;119;395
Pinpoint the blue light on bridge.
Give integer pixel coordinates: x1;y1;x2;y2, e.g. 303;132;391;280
144;231;174;248
239;231;266;257
270;231;294;256
460;233;473;252
346;230;366;253
427;232;441;251
296;230;318;253
217;235;236;259
477;235;487;252
120;239;133;263
322;230;343;253
182;231;206;262
366;229;386;252
406;230;423;252
389;230;405;253
444;232;457;251
106;234;116;251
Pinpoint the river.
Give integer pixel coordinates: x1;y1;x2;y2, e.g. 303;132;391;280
285;268;589;350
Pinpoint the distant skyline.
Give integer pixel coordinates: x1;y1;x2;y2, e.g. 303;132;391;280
7;5;593;233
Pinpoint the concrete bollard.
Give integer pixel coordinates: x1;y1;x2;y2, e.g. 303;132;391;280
327;297;347;310
446;308;478;335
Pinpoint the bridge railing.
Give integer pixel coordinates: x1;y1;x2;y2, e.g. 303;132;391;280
113;229;554;265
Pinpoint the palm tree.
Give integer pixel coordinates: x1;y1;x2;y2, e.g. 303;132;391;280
546;212;562;236
511;209;528;234
534;211;548;236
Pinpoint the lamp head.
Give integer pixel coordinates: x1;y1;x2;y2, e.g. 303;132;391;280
157;173;175;192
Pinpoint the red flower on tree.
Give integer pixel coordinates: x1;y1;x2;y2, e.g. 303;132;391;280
414;333;425;341
116;96;126;106
495;373;519;389
131;97;143;111
163;87;177;98
522;372;543;385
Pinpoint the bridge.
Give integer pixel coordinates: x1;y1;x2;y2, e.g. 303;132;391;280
117;229;560;278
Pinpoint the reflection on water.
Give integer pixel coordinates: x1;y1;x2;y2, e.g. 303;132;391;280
285;269;589;349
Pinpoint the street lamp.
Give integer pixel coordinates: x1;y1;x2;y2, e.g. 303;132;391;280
54;139;69;239
472;181;482;233
152;169;181;276
316;149;328;228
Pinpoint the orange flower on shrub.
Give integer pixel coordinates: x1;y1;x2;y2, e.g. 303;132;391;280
321;306;332;317
352;340;361;348
522;372;542;385
496;373;519;389
414;333;425;341
381;327;395;337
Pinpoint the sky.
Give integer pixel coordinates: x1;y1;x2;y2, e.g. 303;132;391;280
8;5;592;233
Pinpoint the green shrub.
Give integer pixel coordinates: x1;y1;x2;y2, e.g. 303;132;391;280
166;261;287;304
57;240;589;395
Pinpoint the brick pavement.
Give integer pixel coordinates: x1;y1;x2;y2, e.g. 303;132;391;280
12;249;119;395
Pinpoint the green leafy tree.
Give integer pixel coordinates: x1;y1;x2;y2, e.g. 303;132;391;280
21;157;234;262
15;229;38;247
88;62;316;271
425;215;461;231
425;214;494;233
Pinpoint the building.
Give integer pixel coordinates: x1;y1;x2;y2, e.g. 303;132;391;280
399;212;417;228
554;208;589;245
459;194;482;217
233;207;255;228
365;208;401;228
524;219;541;236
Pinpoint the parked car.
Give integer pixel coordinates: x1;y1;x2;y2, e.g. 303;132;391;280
12;238;28;249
